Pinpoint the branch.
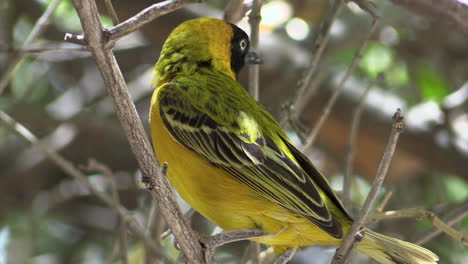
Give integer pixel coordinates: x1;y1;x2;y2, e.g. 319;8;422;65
368;208;468;246
342;75;382;209
301;17;379;151
68;0;205;263
280;0;346;127
104;0;120;25
386;0;468;35
0;0;62;94
223;0;248;24
0;110;170;262
331;109;405;264
83;159;128;264
248;0;263;100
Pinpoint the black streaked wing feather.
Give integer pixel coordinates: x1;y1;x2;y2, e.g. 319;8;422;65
158;82;343;238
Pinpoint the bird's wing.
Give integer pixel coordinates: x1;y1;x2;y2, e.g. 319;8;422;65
157;81;344;238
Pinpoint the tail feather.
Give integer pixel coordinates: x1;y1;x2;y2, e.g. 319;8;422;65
356;229;439;264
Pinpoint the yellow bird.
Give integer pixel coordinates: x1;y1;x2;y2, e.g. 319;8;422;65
149;17;438;264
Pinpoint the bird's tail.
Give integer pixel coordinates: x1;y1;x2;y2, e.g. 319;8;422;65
356;228;439;264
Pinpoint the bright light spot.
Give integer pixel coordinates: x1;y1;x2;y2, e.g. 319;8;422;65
285;17;310;41
237;19;251;34
347;1;365;15
330;19;346;38
260;0;292;27
456;0;468;4
379;26;399;45
361;43;394;77
453;114;468;141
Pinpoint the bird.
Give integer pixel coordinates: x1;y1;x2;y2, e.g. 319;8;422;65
149;17;438;264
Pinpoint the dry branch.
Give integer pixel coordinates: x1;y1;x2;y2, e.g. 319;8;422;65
368;208;468;246
0;110;170;262
331;109;405;264
302;17;380;151
247;0;263;100
0;0;62;94
342;75;381;209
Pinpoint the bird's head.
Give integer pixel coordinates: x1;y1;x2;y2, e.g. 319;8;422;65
152;17;250;86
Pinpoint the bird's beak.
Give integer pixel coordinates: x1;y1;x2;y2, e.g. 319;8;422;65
245;49;264;65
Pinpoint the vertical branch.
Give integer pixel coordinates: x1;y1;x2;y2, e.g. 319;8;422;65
301;18;379;151
342;75;381;209
280;0;346;126
0;0;62;94
103;0;120;25
83;159;129;264
68;0;205;263
248;0;262;100
331;109;405;264
224;0;245;24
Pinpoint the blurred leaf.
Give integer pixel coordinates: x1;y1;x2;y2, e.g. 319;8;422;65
13;15;33;46
11;59;50;102
443;175;468;202
100;15;113;27
54;0;82;32
360;42;394;78
385;61;409;87
334;48;355;64
35;0;53;8
415;63;450;103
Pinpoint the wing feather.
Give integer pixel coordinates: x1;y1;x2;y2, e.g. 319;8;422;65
157;81;345;238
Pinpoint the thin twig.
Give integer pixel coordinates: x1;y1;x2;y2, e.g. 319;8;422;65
64;0;200;48
0;0;62;95
415;207;468;245
301;18;379;151
342;75;381;209
68;0;205;262
375;190;393;213
223;0;247;24
104;0;120;25
0;110;171;262
83;159;128;264
367;208;468;246
331;109;405;264
106;0;200;48
280;0;346;127
248;0;262;100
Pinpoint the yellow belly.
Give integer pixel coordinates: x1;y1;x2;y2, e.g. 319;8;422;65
149;89;343;250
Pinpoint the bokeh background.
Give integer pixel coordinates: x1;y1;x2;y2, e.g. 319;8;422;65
0;0;467;263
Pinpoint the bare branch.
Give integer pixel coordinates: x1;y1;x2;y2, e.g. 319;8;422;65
224;0;247;24
331;109;405;264
0;110;170;262
107;0;200;47
415;207;468;245
375;190;393;213
69;0;205;262
386;0;468;35
0;0;62;94
247;0;263;100
342;75;381;209
104;0;120;25
368;208;468;246
301;18;379;151
280;0;346;127
83;159;128;264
